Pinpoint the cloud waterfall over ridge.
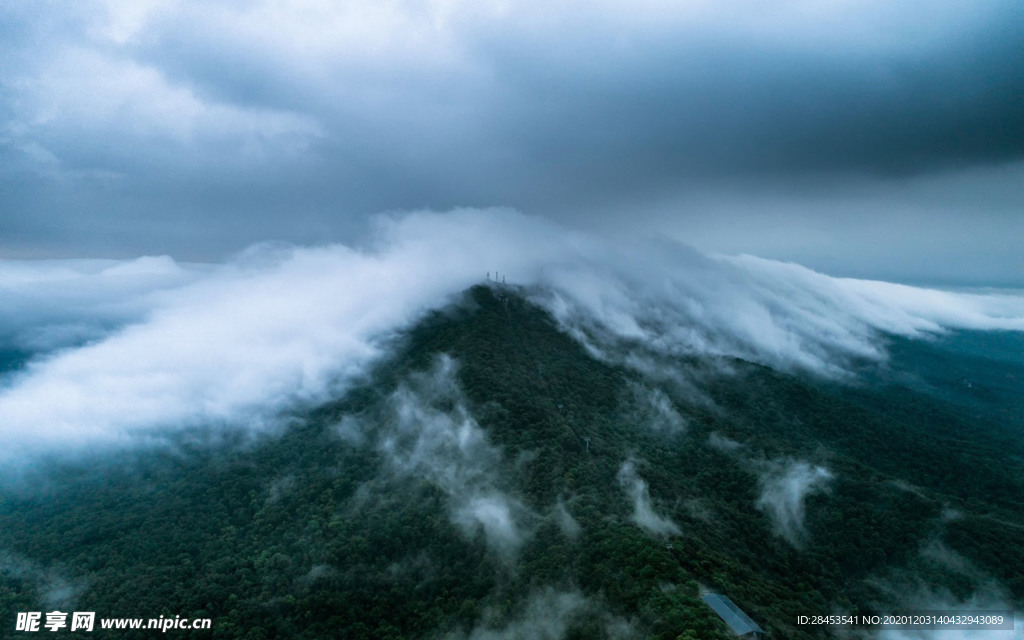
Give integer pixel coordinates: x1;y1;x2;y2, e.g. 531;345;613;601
0;209;1022;462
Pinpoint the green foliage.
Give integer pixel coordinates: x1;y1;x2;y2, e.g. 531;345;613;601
1;286;1021;639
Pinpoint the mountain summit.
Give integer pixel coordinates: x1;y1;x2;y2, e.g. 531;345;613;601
1;285;1022;639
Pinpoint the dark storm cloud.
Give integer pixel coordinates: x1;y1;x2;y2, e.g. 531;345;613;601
137;0;1024;190
1;0;1022;279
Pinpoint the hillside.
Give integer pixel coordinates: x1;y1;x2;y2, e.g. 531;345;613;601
1;284;1022;639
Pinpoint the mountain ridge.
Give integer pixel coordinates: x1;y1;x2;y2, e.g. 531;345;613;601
1;284;1021;639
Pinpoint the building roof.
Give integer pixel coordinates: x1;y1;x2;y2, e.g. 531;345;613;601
702;593;764;636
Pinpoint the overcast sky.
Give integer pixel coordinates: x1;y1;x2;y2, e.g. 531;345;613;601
2;0;1022;284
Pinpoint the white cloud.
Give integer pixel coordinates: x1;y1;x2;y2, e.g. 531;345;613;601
0;209;1020;465
4;0;1004;173
625;382;686;434
847;544;1023;640
0;549;85;610
448;587;635;640
553;499;581;539
755;459;833;546
378;355;530;559
0;256;202;352
617;460;680;537
707;431;743;453
453;495;523;555
83;0;997;63
4;39;322;176
534;239;1024;377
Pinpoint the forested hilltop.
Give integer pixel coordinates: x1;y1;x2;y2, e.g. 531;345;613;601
1;285;1022;639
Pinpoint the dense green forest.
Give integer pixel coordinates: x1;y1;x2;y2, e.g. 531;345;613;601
1;285;1021;638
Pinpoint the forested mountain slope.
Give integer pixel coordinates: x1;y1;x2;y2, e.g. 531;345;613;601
1;285;1021;639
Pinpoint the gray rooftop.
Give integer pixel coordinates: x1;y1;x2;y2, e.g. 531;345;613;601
702;593;764;636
